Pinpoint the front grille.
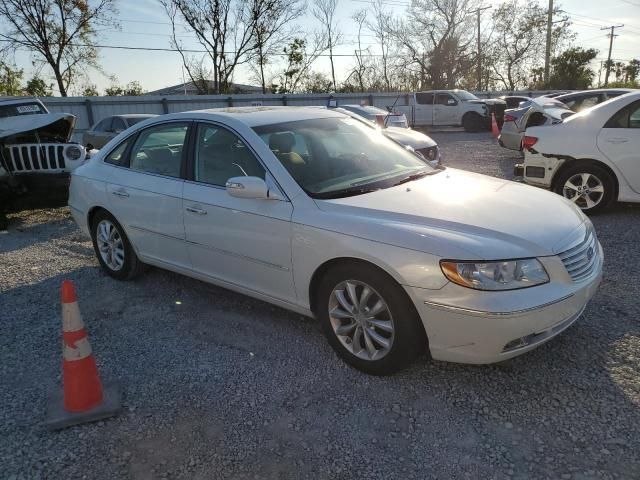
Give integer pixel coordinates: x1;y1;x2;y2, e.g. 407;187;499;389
558;227;599;282
2;144;65;173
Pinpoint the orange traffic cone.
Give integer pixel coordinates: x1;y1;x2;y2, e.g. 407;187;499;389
491;113;500;138
44;280;121;430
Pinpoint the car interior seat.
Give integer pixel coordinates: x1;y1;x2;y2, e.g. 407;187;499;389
269;132;306;181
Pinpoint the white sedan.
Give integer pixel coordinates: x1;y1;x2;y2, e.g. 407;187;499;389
519;91;640;212
69;107;602;375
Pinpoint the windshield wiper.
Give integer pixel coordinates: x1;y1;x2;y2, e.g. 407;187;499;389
313;186;380;199
392;170;433;186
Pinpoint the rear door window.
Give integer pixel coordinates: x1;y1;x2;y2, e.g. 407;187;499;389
416;93;434;105
129;123;189;178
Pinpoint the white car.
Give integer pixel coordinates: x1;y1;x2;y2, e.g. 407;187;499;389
338;104;409;128
69;107;602;374
518;91;640;212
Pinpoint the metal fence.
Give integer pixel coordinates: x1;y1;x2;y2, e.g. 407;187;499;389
36;90;561;142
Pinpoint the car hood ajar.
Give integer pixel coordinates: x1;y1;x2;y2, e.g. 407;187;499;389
315;168;586;260
0;113;76;142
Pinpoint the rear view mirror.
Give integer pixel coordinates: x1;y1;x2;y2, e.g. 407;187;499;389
226;176;271;199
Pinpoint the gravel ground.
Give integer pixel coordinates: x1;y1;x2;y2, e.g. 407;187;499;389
1;132;639;480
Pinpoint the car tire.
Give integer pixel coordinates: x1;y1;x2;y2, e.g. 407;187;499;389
90;210;145;280
553;164;615;214
317;262;427;375
462;113;484;132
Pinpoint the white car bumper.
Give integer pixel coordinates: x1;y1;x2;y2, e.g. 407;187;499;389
406;244;603;364
522;150;564;188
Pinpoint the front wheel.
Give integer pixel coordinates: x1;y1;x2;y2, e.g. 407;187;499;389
90;210;145;280
462;113;484;132
317;263;427;375
553;164;615;213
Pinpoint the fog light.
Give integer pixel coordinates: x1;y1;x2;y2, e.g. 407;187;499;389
502;337;530;352
525;166;545;178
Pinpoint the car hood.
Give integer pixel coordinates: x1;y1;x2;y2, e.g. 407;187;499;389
383;127;436;149
0;113;76;142
314;168;586;259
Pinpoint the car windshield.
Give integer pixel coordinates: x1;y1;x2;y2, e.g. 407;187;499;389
253;116;435;199
0;102;46;118
453;90;478;101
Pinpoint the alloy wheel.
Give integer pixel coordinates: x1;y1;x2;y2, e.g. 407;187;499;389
562;172;605;210
328;280;395;361
96;219;125;271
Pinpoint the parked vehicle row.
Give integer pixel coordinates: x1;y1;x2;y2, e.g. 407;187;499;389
69;106;602;375
499;89;634;152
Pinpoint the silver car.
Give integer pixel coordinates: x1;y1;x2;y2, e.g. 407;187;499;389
83;114;157;150
339;104;409;128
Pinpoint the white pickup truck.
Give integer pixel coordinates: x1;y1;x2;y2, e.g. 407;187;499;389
391;89;506;132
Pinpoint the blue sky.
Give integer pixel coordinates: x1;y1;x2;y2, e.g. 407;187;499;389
9;0;640;94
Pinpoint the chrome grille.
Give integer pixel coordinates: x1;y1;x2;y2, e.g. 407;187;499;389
2;143;65;173
558;227;599;282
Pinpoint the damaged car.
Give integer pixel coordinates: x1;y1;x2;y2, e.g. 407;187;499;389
517;91;640;213
0;98;86;193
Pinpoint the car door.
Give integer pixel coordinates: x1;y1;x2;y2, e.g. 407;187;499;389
104;121;191;268
182;122;295;302
85;118;110;148
433;93;459;125
414;92;434;126
597;100;640;193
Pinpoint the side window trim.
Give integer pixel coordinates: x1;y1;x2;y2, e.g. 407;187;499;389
187;120;289;201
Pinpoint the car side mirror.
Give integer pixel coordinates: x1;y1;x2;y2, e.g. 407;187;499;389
226;176;273;200
114;128;124;134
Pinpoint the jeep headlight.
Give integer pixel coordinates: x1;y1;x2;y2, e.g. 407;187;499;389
440;258;549;291
65;145;84;161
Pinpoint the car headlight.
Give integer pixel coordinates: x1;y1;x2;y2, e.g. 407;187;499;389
440;258;549;291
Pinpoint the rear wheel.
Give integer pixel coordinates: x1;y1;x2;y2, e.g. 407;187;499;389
90;210;145;280
553;164;615;213
317;262;427;375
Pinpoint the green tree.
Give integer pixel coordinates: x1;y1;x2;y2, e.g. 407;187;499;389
24;76;53;97
548;47;598;90
0;62;23;95
81;84;100;96
0;0;118;96
105;85;124;96
302;71;333;93
123;81;144;96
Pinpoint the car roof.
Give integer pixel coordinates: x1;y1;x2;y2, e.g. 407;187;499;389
556;88;635;101
0;97;45;106
113;113;158;118
180;106;347;127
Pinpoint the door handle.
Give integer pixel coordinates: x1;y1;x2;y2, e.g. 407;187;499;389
606;137;628;144
186;206;207;215
111;189;129;198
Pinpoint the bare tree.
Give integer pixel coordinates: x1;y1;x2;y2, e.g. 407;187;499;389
490;0;572;90
162;0;261;94
272;35;328;93
312;0;341;91
365;0;394;91
250;0;304;93
390;0;479;89
345;10;369;92
0;0;117;96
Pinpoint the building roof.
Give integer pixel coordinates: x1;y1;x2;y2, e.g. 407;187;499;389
146;81;266;96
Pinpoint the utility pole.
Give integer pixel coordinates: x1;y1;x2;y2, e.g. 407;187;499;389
471;5;491;91
544;0;553;86
602;24;624;87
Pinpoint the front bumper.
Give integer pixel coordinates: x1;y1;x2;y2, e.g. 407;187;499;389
407;244;603;364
